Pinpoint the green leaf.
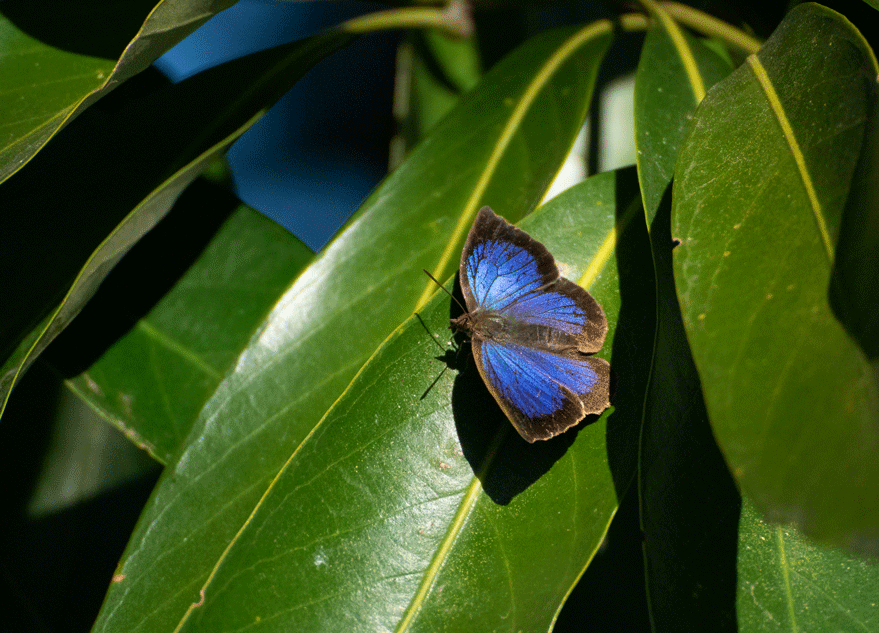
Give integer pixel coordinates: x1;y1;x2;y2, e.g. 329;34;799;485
633;9;734;220
737;495;879;630
672;4;879;550
51;182;313;464
553;168;656;632
90;25;616;631
133;171;644;632
555;487;652;632
0;0;238;183
0;31;354;420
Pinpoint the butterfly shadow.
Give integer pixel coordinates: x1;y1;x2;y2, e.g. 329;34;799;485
443;273;591;506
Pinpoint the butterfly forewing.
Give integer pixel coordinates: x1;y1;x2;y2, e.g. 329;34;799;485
461;208;558;312
460;207;607;354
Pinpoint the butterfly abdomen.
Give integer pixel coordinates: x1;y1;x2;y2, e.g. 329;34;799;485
497;321;584;352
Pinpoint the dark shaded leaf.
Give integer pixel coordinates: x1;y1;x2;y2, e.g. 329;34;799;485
634;7;749;628
0;32;354;418
392;28;481;163
0;0;239;183
52;181;314;463
640;188;741;630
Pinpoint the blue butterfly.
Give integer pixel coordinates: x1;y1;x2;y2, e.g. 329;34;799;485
451;206;610;442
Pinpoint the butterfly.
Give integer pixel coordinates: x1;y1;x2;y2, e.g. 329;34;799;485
450;206;611;442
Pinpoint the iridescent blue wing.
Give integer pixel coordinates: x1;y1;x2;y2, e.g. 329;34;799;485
459;207;606;354
472;339;611;442
453;207;611;441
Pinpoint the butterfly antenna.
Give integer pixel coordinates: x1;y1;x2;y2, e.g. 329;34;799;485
423;269;466;312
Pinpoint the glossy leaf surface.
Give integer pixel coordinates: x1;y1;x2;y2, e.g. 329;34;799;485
633;10;734;219
672;4;879;550
91;25;615;632
142;171;645;632
737;496;879;631
635;7;746;629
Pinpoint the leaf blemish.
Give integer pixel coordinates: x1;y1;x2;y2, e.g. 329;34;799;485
192;588;206;609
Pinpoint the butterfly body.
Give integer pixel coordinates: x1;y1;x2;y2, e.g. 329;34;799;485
453;206;611;443
452;307;585;351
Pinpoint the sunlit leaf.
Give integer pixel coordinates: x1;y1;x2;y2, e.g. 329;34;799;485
124;170;646;632
672;4;879;550
737;495;879;631
90;25;620;630
633;9;734;219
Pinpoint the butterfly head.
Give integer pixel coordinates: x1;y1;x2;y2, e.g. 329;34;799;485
450;312;472;333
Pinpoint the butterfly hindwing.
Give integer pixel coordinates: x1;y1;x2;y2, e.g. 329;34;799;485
472;339;610;442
